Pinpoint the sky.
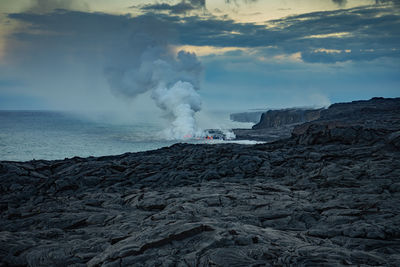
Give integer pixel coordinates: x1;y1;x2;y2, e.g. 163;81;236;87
0;0;399;120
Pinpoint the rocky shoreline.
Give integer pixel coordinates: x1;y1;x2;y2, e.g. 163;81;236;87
1;97;400;266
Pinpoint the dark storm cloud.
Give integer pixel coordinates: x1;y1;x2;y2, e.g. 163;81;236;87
268;6;400;62
139;0;257;14
4;10;179;111
170;5;400;63
26;0;88;13
7;10;176;64
139;0;205;14
332;0;400;6
332;0;347;7
190;0;206;7
6;2;400;64
375;0;400;4
140;3;197;14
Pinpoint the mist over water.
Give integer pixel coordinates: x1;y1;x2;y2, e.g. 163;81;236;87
0;111;173;161
0;110;250;161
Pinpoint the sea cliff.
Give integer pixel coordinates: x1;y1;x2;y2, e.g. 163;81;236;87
1;97;399;266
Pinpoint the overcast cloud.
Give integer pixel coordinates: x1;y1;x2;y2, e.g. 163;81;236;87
0;0;399;113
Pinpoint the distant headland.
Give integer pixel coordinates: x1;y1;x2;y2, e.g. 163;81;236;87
1;97;399;266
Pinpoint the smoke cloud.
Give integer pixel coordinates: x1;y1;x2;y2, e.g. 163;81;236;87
104;20;204;140
4;11;204;139
106;49;204;139
153;81;202;139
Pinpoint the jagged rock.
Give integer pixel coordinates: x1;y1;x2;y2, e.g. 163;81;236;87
1;98;400;266
252;108;322;129
230;111;264;123
292;97;400;145
232;107;322;142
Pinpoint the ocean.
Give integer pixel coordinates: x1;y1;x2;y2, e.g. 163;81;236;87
0;110;256;162
0;111;182;161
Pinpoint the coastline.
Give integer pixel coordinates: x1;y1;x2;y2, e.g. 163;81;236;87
1;97;400;266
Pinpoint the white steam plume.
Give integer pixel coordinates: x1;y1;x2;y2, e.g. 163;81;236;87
105;20;204;140
153;81;202;139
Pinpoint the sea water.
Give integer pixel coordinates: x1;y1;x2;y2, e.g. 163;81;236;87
0;110;259;162
0;111;179;161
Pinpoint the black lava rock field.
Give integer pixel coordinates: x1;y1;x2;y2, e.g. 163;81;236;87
1;97;400;266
